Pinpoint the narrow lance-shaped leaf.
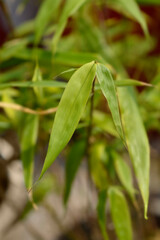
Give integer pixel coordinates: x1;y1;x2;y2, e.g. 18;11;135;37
35;0;60;44
0;81;67;89
64;141;86;205
114;153;135;200
52;0;87;52
89;143;108;190
40;61;96;178
108;0;148;36
32;64;43;100
108;187;132;240
118;87;150;218
96;63;125;141
115;79;152;87
14;48;100;67
21;115;39;190
97;190;109;240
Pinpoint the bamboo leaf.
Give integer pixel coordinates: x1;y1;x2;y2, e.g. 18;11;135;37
116;79;152;87
96;64;125;141
35;0;60;44
21;115;39;190
97;190;109;240
114;154;135;200
0;81;67;89
32;64;43;100
52;0;87;52
108;187;132;240
89;143;108;189
118;87;150;218
40;61;96;178
64;141;85;205
93;110;118;137
108;0;148;36
14;47;100;66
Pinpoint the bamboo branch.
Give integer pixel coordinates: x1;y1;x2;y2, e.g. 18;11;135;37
0;101;57;115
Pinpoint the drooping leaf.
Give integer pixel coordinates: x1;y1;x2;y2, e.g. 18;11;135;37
64;141;86;205
96;63;125;141
108;187;132;240
118;87;150;218
108;0;148;36
35;0;60;44
21;115;39;190
114;153;135;200
40;61;96;178
97;190;109;240
52;0;87;52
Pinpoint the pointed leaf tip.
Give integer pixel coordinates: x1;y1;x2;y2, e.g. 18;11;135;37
96;63;125;142
40;61;96;178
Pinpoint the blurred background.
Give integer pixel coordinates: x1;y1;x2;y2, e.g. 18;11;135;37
0;0;160;240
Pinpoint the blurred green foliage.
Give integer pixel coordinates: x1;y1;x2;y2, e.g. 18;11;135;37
0;0;160;239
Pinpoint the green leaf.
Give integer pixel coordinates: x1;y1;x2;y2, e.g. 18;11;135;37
96;63;125;141
114;154;135;200
0;65;28;83
0;114;11;130
32;64;43;100
89;143;108;190
13;47;100;66
108;187;132;240
108;0;148;36
40;61;96;178
21;115;39;190
35;0;60;44
118;87;150;218
2;94;19;126
93;110;118;137
52;0;87;52
78;19;126;75
64;141;85;205
116;79;152;87
97;190;109;240
0;80;67;89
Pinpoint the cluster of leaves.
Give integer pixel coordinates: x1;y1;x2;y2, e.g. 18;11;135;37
0;0;160;239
